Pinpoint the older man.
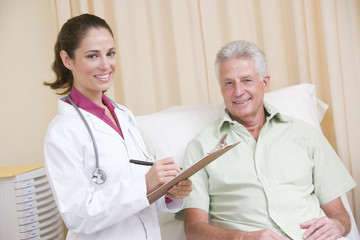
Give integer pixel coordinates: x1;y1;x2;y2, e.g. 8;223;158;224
180;40;356;240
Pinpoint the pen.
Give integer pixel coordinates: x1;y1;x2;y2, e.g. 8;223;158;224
129;159;183;170
129;159;154;166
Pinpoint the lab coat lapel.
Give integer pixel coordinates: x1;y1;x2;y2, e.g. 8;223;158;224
87;112;124;140
114;107;132;143
113;107;141;159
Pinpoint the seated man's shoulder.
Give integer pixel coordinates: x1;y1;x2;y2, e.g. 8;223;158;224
192;118;223;141
276;112;322;135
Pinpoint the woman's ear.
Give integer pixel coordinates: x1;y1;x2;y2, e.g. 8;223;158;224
60;50;73;70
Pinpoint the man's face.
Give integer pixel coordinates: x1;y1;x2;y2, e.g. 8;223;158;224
219;58;270;125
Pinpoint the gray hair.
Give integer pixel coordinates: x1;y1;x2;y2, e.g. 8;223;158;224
214;40;267;83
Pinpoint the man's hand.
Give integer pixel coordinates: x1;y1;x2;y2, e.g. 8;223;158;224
301;216;345;240
301;197;350;240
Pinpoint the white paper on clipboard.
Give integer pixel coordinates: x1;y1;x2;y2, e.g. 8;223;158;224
147;140;241;204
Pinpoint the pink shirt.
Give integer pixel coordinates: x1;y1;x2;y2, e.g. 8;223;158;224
66;87;124;138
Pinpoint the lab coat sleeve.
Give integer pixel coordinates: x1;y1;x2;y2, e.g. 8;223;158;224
156;196;184;213
44;139;150;235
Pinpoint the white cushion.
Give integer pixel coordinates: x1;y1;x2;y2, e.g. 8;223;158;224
135;83;359;240
263;83;327;130
136;104;225;165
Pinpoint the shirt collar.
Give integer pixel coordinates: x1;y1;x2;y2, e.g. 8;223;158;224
218;101;290;133
68;87;115;117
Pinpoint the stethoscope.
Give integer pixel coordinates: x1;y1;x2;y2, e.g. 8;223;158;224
67;95;155;185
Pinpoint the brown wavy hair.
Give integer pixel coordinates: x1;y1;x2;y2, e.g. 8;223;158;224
44;14;114;95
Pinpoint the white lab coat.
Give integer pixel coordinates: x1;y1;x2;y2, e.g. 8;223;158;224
44;99;183;240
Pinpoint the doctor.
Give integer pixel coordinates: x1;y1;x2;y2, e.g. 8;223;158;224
43;14;192;240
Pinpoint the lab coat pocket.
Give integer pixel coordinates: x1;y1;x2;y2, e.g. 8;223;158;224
138;207;161;240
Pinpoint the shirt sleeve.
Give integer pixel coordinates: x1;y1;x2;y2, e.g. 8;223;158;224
312;131;356;205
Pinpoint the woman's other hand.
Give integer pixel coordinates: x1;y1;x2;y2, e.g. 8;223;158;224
165;179;192;200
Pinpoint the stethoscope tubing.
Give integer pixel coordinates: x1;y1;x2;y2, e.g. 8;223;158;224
67;94;155;184
67;95;100;169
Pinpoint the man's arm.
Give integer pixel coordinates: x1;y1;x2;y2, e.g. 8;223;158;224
301;197;350;240
184;208;289;240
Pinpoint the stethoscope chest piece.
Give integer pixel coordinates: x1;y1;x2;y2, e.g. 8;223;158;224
91;168;106;185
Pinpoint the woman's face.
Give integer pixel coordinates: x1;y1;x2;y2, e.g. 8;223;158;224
62;27;117;101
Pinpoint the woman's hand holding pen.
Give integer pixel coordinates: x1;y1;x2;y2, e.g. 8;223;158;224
145;157;181;194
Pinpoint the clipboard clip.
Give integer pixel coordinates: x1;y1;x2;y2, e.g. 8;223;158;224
210;133;228;153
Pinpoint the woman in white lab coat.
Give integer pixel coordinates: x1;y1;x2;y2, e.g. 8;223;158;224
43;14;192;240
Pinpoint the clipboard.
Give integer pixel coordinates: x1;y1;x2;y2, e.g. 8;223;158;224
147;140;241;204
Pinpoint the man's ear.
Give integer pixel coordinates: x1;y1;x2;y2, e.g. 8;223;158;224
263;75;270;91
60;50;73;70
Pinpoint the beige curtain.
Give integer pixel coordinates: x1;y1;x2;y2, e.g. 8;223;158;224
54;0;360;228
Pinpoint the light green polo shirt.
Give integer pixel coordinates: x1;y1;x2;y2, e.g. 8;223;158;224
181;103;356;240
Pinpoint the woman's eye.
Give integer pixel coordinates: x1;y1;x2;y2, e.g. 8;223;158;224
87;54;97;59
108;51;116;57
